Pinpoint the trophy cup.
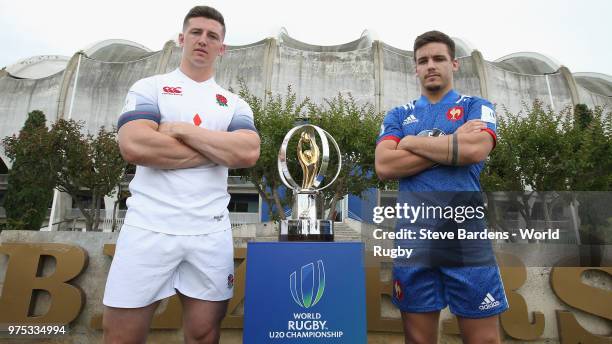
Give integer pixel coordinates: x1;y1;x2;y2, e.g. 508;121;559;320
278;124;342;241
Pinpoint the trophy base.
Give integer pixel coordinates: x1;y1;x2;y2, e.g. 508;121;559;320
279;219;334;242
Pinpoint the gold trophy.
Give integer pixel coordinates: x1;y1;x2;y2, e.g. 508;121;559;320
298;131;319;189
278;124;341;241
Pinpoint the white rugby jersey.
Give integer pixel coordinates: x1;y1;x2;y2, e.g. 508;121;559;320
118;68;256;235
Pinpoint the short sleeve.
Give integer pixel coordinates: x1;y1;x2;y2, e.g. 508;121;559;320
227;97;257;132
376;107;404;145
117;78;161;130
466;99;497;145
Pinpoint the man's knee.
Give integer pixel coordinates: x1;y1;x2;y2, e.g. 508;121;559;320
462;333;500;344
458;316;501;344
184;321;221;344
180;297;227;344
403;325;437;344
401;312;439;344
102;309;122;341
102;306;155;344
404;332;437;344
103;317;136;344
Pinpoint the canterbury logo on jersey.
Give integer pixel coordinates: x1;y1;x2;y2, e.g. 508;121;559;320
162;86;183;95
402;114;418;126
479;293;501;310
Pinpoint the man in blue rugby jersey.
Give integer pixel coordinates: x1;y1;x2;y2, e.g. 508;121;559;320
375;31;507;344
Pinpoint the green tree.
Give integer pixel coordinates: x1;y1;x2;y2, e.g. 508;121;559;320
565;104;612;250
236;84;306;221
309;94;384;220
482;101;572;235
49;119;127;231
482;101;612;246
237;84;385;222
2;110;56;230
566;104;612;191
483;102;612;192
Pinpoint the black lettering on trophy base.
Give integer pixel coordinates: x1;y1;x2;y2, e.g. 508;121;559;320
280;219;334;242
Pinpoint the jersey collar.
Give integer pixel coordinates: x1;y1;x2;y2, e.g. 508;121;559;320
416;89;460;106
175;68;216;87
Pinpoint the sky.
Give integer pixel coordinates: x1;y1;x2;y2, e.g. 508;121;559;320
1;0;611;75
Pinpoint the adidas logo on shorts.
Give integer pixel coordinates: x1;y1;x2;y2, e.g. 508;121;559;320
479;293;500;310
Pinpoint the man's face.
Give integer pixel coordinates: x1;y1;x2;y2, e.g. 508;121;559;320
414;42;458;93
179;17;225;69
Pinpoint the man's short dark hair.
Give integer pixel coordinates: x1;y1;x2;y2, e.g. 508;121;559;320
413;31;455;60
183;6;226;35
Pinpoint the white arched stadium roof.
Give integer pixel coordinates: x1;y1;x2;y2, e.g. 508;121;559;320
495;52;562;74
5;55;70;79
82;39;152;56
452;37;475;57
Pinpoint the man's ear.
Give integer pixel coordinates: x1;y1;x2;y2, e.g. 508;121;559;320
178;33;185;47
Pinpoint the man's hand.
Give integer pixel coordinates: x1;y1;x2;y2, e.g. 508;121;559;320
456;120;487;134
169;125;260;169
118;120;211;169
375;140;436;180
397;135;414;151
158;122;191;139
394;122;494;166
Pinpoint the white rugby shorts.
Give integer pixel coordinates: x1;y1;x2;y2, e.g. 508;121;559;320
103;224;234;308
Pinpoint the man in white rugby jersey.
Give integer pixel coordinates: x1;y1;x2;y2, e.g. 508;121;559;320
102;6;260;344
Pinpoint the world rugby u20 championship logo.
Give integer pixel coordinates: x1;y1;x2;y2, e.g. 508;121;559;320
290;260;326;308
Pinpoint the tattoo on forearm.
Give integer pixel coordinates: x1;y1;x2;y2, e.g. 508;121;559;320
451;134;458;165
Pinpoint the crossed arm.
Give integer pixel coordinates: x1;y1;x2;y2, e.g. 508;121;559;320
118;120;260;169
375;120;494;180
159;121;260;169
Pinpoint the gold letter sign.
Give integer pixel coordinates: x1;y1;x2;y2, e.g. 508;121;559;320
0;243;87;325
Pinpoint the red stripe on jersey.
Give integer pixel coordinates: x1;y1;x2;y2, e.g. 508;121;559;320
377;135;401;144
482;128;497;148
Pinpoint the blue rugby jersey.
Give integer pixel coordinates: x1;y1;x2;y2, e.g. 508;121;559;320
377;89;497;192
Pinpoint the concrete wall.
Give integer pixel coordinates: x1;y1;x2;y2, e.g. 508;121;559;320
485;62;574;114
64;53;163;133
1;230;610;343
166;40;271;100
217;40;270;98
578;85;612;109
575;74;612;96
1;35;611;144
454;56;484;98
380;43;419;111
165;46;182;72
272;44;376;107
0;71;63;166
